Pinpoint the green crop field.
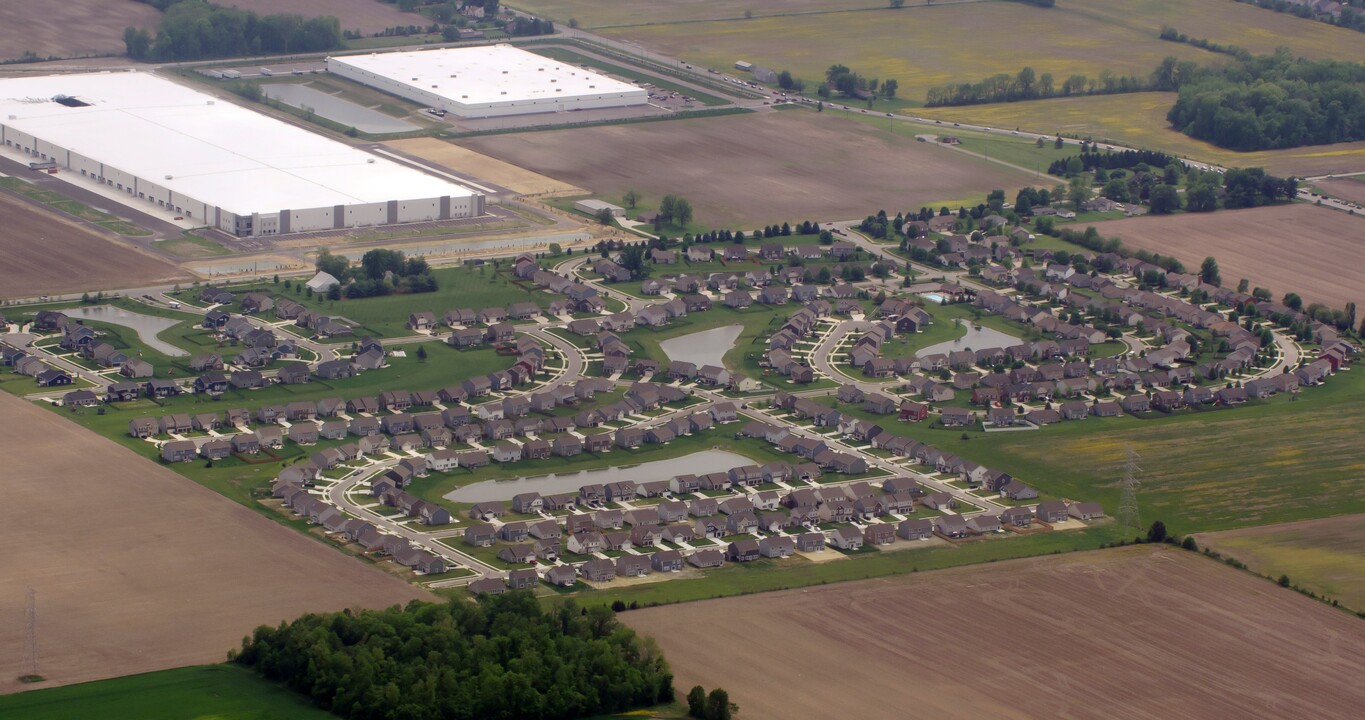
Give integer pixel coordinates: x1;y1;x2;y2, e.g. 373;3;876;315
914;93;1365;176
827;367;1365;535
0;665;336;720
594;1;1219;104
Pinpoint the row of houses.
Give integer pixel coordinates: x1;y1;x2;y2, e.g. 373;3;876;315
272;487;448;574
0;344;74;387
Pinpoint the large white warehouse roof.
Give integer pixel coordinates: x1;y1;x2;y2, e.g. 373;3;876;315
0;72;473;216
329;44;643;110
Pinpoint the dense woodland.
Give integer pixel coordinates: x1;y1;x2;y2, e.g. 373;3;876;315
125;0;342;61
1167;53;1365;151
233;594;676;720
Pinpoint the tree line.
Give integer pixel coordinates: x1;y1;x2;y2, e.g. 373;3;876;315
925;64;1152;106
233;594;678;720
1166;51;1365;151
125;0;342;61
314;248;438;299
1046;148;1180;176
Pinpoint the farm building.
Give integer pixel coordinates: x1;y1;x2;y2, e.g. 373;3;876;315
0;72;482;237
327;45;648;119
574;199;625;217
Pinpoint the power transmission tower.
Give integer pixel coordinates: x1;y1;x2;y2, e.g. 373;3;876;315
1117;448;1141;537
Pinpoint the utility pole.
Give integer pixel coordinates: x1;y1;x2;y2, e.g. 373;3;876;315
1117;448;1141;537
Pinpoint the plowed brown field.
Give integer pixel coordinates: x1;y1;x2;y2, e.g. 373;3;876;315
1087;204;1365;311
0;1;159;61
0;393;428;694
627;546;1365;720
0;194;188;300
460;110;1038;227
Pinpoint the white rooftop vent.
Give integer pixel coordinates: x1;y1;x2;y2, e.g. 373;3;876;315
367;158;376;163
206;100;215;105
164;174;173;180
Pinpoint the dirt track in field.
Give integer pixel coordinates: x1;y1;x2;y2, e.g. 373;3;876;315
460;110;1038;227
0;393;429;694
626;546;1365;720
0;194;189;300
217;0;430;34
385;138;584;195
0;1;159;61
1087;204;1365;311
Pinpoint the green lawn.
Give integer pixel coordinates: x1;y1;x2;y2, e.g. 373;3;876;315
565;526;1119;608
174;264;551;339
0;665;337;720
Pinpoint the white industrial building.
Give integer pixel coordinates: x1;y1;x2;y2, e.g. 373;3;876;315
327;45;648;119
0;72;483;237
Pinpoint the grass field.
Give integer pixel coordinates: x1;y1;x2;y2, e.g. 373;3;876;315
625;545;1365;719
597;1;1219;103
1084;204;1365;311
839;366;1365;535
914;93;1365;175
153;232;232;258
1196;514;1365;612
0;665;335;719
461;109;1040;228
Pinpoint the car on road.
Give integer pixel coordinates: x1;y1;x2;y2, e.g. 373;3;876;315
886;113;894;117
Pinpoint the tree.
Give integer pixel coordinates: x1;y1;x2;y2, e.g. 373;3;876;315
315;248;349;279
1146;520;1168;544
1148;184;1181;214
416;345;428;361
1237;278;1250;293
881;78;898;98
1067;175;1091;208
687;686;707;718
548;242;563;256
1283;292;1302;310
674;198;694;227
704;689;734;720
595;207;615;225
623;189;640;209
1200;256;1221;285
123;26;152;60
1184;183;1219;212
659;194;678;223
1101;177;1130;202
